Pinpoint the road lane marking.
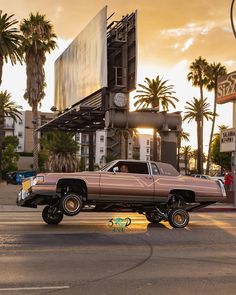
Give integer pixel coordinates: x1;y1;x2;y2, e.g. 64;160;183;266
0;286;70;291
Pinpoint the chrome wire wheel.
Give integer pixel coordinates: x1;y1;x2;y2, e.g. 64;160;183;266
168;208;189;228
65;197;79;212
60;193;83;216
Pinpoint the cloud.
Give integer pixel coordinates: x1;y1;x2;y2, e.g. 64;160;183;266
0;0;234;152
181;38;194;52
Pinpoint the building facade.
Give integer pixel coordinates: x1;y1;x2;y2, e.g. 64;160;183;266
3;111;54;169
4;111;162;171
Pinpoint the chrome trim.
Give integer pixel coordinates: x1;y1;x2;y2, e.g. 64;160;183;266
18;190;29;201
217;179;226;197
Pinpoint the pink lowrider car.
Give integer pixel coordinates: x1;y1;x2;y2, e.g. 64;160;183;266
17;160;226;228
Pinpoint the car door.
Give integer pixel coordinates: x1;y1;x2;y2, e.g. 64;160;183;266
99;161;154;201
151;162;180;202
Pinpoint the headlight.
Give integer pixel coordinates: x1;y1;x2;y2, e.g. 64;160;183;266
32;176;45;185
35;176;44;183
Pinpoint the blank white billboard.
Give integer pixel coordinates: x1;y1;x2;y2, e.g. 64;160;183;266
55;6;108;111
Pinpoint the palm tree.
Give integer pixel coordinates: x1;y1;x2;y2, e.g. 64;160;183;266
183;97;214;174
134;76;178;161
0;11;23;85
205;62;227;175
177;130;190;171
187;57;209;173
0;91;22;180
20;13;57;171
210;125;231;173
187;57;209;100
191;149;198;172
40;131;78;172
181;145;192;175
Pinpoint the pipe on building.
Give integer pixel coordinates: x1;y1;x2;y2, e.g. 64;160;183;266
105;110;182;131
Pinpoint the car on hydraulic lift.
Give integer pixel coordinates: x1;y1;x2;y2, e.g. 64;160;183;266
16;160;226;228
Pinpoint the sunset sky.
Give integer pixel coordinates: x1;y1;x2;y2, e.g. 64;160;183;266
1;0;236;150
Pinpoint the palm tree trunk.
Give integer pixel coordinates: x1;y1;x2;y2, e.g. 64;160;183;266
0;111;4;180
0;57;3;86
153;128;158;161
177;137;181;171
197;121;201;174
200;120;204;174
32;103;39;171
199;83;204;174
206;84;217;175
184;155;187;175
0;64;5;179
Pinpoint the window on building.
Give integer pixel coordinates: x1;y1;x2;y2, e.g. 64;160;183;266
82;134;88;144
76;133;81;141
81;146;87;155
147;140;150;145
100;147;104;153
100;135;104;142
146;148;149;154
18;132;22;137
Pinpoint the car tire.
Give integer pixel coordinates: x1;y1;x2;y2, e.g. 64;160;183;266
168;208;189;228
146;211;163;223
60;192;83;216
42;205;64;225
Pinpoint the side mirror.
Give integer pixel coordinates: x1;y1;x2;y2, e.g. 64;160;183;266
113;166;119;174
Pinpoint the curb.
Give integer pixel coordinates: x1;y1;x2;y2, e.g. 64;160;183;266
196;207;236;212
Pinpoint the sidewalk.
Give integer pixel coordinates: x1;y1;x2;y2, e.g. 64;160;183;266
0;181;236;212
0;182;21;205
197;202;236;212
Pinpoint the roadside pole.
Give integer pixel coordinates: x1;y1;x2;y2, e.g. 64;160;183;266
234;155;236;207
233;104;236;207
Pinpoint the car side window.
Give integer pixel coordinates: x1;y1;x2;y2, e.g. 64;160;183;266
151;163;159;175
108;162;149;174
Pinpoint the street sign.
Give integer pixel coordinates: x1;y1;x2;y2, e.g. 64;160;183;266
220;128;236;152
217;71;236;104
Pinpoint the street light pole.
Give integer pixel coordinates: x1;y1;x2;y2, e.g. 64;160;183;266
233;107;236;207
231;0;236;38
230;0;236;206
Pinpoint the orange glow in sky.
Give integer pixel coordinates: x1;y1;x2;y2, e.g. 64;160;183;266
1;0;235;150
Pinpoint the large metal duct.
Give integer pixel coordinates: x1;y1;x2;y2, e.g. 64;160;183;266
105;109;182;167
105;110;182;131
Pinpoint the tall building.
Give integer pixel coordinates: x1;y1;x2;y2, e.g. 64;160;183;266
76;130;107;169
4;111;162;171
132;133;161;161
76;130;161;170
3;111;54;169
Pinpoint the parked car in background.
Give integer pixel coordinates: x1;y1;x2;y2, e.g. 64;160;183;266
210;176;224;184
191;174;224;184
17;160;226;228
191;174;211;180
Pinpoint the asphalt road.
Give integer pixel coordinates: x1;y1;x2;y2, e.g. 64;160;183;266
0;211;236;295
